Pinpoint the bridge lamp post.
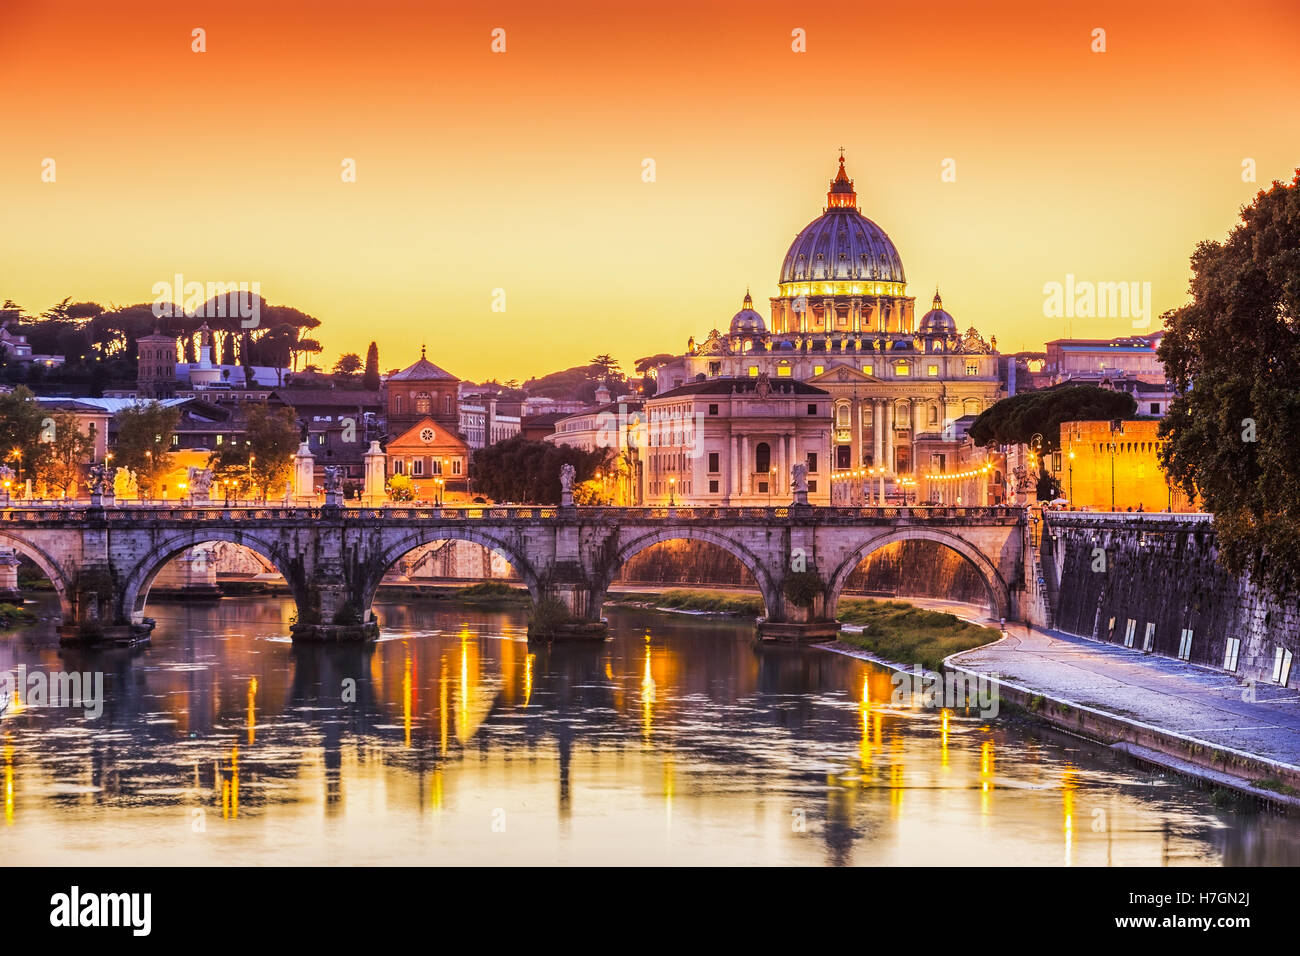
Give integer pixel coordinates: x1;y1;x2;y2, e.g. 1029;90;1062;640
1067;451;1074;507
768;466;775;507
668;476;675;507
179;481;188;504
1106;441;1117;512
3;479;9;506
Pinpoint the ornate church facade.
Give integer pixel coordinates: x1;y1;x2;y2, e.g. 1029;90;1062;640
654;156;1004;501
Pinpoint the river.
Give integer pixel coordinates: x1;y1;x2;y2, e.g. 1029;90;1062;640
2;593;1298;865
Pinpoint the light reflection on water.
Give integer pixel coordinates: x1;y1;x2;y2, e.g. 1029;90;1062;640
2;593;1299;866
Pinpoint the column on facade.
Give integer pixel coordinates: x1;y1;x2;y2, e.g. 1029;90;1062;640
872;399;884;469
729;435;739;500
911;397;924;477
849;396;861;471
776;434;787;497
740;435;750;496
886;402;896;474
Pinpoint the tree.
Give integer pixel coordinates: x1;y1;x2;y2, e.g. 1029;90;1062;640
220;332;236;366
0;386;48;488
968;385;1136;452
113;403;181;497
1158;170;1300;597
35;410;94;497
363;342;381;391
388;473;415;501
471;435;611;504
210;404;299;500
333;353;362;378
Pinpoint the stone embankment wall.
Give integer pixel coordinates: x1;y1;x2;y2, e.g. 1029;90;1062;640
1043;513;1298;688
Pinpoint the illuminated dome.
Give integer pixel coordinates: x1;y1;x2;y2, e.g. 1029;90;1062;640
919;290;957;334
729;291;766;335
778;156;906;296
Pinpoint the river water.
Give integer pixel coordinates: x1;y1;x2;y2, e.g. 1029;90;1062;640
2;593;1298;866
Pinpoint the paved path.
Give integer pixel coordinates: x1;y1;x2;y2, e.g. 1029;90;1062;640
921;600;1300;770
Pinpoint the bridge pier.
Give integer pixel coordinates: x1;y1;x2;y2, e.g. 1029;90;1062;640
528;579;608;643
59;565;153;647
755;587;839;643
290;563;379;643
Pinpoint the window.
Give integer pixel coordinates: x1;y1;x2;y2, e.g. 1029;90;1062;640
748;366;759;377
836;445;851;469
1143;622;1155;652
1123;618;1136;648
965;361;979;376
709;361;721;377
807;453;818;473
813;365;824;376
757;481;769;493
807;403;817;415
316;434;325;446
927;364;939;377
893;360;910;377
755;442;771;474
453;459;461;475
709;479;719;493
1107;616;1116;642
215;435;223;445
808;480;817;493
393;460;404;475
708;403;719;416
412;459;424;476
432;459;443;475
394;395;403;414
1150;402;1161;415
708;452;720;473
776;363;792;378
1223;638;1241;672
1177;628;1194;661
1273;647;1294;685
928;405;938;425
836;405;850;426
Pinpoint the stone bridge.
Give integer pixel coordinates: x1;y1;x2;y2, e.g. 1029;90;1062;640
0;501;1027;645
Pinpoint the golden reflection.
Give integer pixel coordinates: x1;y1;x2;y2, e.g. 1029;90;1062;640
1062;765;1078;866
246;677;258;746
432;769;443;812
8;681;23;716
663;759;674;828
980;738;995;816
403;652;413;748
889;736;904;817
439;656;448;754
221;746;239;819
4;738;13;825
940;708;950;769
523;653;535;708
641;645;656;741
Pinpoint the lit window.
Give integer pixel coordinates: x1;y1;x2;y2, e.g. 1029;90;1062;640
813;365;824;376
965;361;979;376
748;366;759;377
927;364;939;377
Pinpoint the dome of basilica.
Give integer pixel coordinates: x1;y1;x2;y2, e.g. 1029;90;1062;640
778;156;906;291
918;290;957;334
729;291;766;335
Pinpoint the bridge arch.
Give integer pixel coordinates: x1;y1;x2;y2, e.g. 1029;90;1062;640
363;527;542;611
120;529;303;625
592;527;781;620
0;530;75;621
827;527;1011;622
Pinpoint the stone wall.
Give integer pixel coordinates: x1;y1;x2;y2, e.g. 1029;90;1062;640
1044;514;1299;688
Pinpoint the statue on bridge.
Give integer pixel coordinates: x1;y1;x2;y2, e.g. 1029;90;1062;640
87;463;108;497
559;463;576;507
187;466;215;501
791;461;809;506
324;466;343;495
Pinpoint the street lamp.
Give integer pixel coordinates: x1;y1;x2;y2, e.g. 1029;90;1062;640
668;476;675;507
3;479;10;506
1067;450;1074;507
1106;441;1117;511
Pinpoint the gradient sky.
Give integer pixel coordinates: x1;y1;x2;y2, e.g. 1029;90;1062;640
3;0;1298;381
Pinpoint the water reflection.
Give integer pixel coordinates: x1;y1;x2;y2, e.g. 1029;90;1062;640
1;592;1298;865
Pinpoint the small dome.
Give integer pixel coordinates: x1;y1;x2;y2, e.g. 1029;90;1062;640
919;290;957;334
729;291;766;335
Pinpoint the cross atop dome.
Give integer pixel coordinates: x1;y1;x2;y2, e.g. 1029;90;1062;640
827;152;857;210
933;288;943;309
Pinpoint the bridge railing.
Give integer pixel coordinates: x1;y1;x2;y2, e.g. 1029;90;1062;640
0;502;1026;524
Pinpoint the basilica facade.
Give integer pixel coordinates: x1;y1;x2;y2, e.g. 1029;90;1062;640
654;156;1004;502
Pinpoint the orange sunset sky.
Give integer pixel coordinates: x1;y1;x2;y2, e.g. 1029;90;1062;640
2;0;1299;382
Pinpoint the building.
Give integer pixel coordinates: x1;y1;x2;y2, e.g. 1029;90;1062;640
642;373;831;506
654;156;1003;498
1044;333;1165;384
1058;419;1195;512
108;326;285;402
267;387;383;487
386;348;460;438
459;396;522;449
0;323;66;368
545;386;646;504
385;417;470;501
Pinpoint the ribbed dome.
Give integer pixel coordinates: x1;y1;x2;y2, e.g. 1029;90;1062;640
729;291;766;334
779;156;905;288
918;290;956;334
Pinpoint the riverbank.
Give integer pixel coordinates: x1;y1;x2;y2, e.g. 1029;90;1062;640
944;622;1300;811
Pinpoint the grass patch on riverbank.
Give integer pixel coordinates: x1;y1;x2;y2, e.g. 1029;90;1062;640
0;603;37;628
455;581;528;602
836;599;1001;670
609;589;764;615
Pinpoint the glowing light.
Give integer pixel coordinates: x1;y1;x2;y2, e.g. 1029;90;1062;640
246;677;257;746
